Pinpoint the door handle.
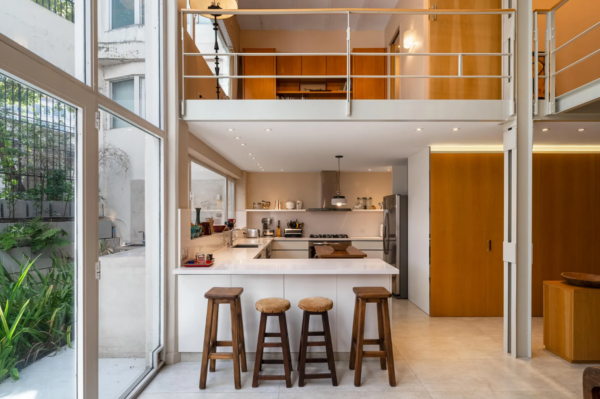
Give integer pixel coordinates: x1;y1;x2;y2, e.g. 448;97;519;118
488;240;492;252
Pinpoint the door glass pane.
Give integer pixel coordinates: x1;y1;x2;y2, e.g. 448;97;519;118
190;163;225;226
227;179;235;220
98;110;161;398
0;72;77;398
111;79;134;128
0;0;81;80
111;0;135;29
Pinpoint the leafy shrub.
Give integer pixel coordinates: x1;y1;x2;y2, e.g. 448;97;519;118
0;218;70;252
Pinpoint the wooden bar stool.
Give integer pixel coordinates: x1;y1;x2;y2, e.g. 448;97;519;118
349;287;395;387
252;298;293;388
199;287;247;390
297;296;338;387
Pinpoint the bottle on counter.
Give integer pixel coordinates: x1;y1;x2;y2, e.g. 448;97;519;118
277;220;281;237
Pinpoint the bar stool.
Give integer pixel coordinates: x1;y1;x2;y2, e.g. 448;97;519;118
349;287;395;387
297;296;338;387
252;298;293;388
199;287;247;390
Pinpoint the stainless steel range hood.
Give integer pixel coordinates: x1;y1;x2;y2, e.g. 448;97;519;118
307;171;352;212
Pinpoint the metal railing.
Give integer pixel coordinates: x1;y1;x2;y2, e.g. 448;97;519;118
181;8;515;116
534;0;600;115
30;0;74;22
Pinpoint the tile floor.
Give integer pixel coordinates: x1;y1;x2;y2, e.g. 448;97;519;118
139;299;594;399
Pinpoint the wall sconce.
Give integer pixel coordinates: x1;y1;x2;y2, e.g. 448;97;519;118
403;29;415;49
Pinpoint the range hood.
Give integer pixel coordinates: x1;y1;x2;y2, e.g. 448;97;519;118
307;171;352;212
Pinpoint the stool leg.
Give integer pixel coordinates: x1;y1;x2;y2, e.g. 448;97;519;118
199;298;215;389
278;313;293;388
252;313;267;388
229;299;241;390
321;311;338;386
376;301;387;371
297;311;308;369
298;311;310;387
349;295;359;370
236;297;248;372
282;312;293;372
209;303;219;372
354;298;367;387
381;298;396;387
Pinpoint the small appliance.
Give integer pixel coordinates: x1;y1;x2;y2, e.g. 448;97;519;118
283;228;303;238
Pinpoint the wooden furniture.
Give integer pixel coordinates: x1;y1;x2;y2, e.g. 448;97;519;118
532;153;599;316
252;297;293;388
243;48;276;99
349;287;395;387
297;296;338;387
583;367;600;399
314;245;367;259
428;0;502;100
430;153;504;317
352;48;386;99
199;287;247;390
543;281;600;363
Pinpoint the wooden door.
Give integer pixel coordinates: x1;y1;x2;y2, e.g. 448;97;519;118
597;155;600;276
484;154;504;316
534;154;597;316
301;56;327;76
277;55;301;92
532;154;543;316
431;154;488;317
428;0;502;99
352;48;386;99
243;48;276;99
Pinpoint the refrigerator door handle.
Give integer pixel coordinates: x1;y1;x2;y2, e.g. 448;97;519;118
383;209;390;255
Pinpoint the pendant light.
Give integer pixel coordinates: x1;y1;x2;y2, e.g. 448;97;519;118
332;155;347;206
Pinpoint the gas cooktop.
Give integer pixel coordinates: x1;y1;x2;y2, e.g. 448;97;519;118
309;234;349;239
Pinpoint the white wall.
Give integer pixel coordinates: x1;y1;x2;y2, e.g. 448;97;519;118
408;147;430;314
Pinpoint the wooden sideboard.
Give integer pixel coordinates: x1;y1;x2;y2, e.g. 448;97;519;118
544;281;600;363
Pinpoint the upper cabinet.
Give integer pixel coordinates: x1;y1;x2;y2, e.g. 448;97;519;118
301;56;327;76
352;48;386;100
243;48;276;99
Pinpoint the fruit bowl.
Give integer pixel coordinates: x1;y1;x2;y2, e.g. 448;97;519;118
562;272;600;288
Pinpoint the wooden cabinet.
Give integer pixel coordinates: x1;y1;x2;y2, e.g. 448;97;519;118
430;153;504;317
242;48;276;99
532;154;598;316
327;56;347;76
352;48;386;99
301;56;327;76
276;55;301;92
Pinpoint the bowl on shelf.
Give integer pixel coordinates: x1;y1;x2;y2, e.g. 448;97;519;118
330;242;351;251
562;272;600;288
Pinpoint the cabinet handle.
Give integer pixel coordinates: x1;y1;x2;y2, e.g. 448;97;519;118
488;240;492;252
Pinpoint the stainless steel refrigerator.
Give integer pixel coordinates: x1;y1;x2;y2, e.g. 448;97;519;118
383;194;408;298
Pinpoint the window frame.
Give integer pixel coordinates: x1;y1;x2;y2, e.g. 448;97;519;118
189;158;235;222
108;75;146;128
109;0;145;30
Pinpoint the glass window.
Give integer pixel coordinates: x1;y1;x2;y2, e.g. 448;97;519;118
0;72;77;398
111;0;135;29
111;79;134;128
227;178;235;221
190;163;226;226
98;110;162;399
0;0;81;80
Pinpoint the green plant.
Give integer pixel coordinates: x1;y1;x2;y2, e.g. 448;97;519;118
0;218;70;252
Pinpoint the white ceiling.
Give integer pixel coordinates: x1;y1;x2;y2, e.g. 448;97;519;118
188;121;600;173
236;0;399;31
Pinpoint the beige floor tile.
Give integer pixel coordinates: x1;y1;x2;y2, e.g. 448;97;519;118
279;392;433;399
429;391;579;398
138;394;279;399
395;335;507;360
392;319;487;338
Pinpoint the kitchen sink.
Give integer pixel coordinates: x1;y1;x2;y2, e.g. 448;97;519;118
234;244;260;248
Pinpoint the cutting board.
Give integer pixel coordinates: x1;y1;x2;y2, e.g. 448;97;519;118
314;245;368;259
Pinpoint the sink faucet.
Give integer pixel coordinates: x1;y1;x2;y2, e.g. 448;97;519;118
139;231;145;245
227;229;240;248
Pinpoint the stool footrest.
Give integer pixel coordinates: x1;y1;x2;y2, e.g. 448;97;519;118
307;331;325;336
215;340;232;347
257;375;287;381
307;341;326;347
208;352;234;360
305;358;329;364
363;350;386;358
363;339;382;345
304;373;334;379
263;342;283;348
261;359;284;365
264;333;282;338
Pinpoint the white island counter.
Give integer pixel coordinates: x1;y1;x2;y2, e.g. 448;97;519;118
176;238;398;355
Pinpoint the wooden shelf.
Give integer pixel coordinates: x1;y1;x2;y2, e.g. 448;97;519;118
246;209;307;212
352;209;383;212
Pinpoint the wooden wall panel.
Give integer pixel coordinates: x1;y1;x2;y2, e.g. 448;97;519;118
539;154;596;302
352;48;386;100
431;154;488;317
532;154;543;316
484;154;504;317
597;154;600;276
243;48;276;99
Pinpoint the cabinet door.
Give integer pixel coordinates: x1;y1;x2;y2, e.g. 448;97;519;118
277;56;302;92
301;56;327;76
243;48;276;99
532;154;543;316
272;250;309;259
430;153;489;317
352;48;386;99
597;155;600;276
484;154;504;317
327;56;347;75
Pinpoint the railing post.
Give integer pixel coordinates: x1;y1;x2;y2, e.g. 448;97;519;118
346;11;351;117
548;10;556;114
457;54;463;77
181;11;186;117
533;11;538;115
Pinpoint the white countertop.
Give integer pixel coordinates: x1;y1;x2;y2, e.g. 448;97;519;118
175;237;397;275
272;236;382;241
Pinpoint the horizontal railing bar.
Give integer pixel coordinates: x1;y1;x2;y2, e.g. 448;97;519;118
185;52;512;57
552;47;600;76
182;8;515;16
184;75;511;79
554;20;600;53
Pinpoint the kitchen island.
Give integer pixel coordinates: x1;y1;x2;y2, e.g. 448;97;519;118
176;237;397;355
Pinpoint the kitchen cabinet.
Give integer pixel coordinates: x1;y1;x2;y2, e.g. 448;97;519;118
272;240;309;259
276;55;302;92
243;48;276;99
272;250;309;259
430;153;504;317
301;56;327;76
352;48;386;99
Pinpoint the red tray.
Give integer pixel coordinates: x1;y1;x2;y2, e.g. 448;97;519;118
183;260;214;267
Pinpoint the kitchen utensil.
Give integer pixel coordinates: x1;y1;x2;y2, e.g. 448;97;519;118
277;220;281;237
296;200;303;209
263;229;275;236
247;228;260;238
213;225;226;233
283;228;303;238
330;242;351;251
261;200;271;209
285;201;295;210
562;272;600;288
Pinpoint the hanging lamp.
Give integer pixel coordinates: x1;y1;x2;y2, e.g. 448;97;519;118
332;155;347;206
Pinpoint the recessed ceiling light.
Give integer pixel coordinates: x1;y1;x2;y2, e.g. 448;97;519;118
240;143;246;146
542;128;549;132
234;136;241;140
265;128;272;132
252;157;256;160
368;169;372;171
248;153;252;156
452;127;460;131
228;128;235;131
578;128;585;132
387;169;391;171
257;163;261;166
416;128;423;131
280;169;284;172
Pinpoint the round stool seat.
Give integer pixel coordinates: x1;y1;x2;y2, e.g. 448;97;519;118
298;296;333;312
255;298;290;314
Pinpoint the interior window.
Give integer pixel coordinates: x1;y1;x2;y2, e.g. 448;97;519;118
190;163;227;226
112;0;135;29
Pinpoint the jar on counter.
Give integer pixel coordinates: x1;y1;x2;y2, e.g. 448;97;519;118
253;202;261;209
366;197;372;209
